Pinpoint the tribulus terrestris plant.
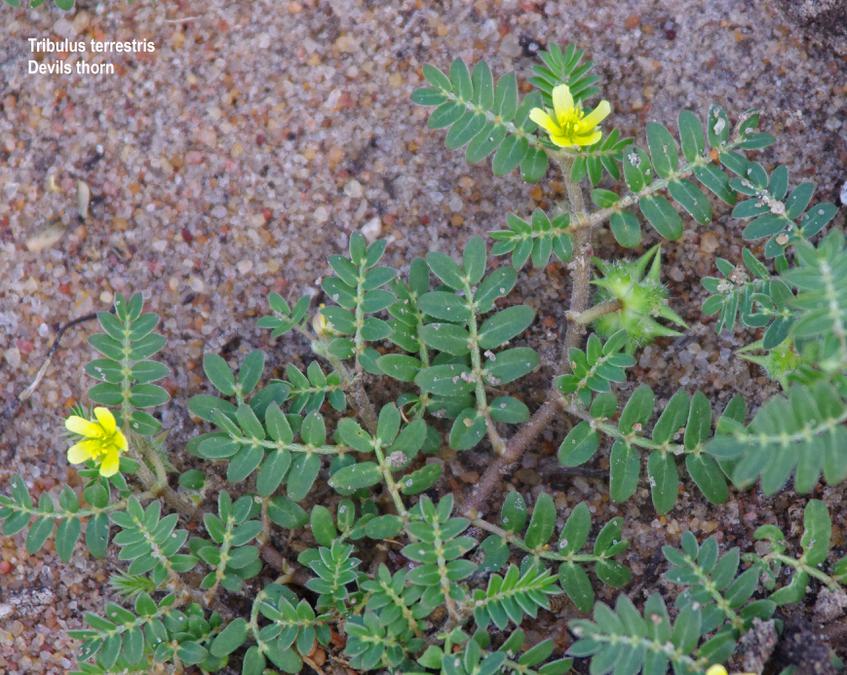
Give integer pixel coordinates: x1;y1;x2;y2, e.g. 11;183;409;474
2;43;845;675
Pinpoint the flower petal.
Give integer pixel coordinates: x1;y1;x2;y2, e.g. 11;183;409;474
99;450;121;477
581;99;611;129
528;108;560;135
68;440;98;464
551;84;574;124
573;130;602;147
114;429;128;451
93;407;117;435
548;134;576;148
65;415;101;438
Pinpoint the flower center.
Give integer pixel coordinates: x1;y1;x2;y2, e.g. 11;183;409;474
557;107;585;137
93;429;122;457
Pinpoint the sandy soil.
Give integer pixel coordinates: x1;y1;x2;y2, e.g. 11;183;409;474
1;0;845;672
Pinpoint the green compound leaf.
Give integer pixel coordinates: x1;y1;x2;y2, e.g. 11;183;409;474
84;293;169;436
603;107;773;249
556;331;634;407
729;161;837;256
562;384;731;512
489;209;572;270
488;496;632;618
415;59;549;181
471;564;560;631
530;42;600;105
753;500;840;606
663;531;774;634
707;382;847;494
783;231;847;367
569;593;713;675
257;293;311;338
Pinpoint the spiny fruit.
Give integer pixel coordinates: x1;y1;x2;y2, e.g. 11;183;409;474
591;245;686;346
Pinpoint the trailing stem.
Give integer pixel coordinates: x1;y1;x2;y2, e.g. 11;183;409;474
299;325;379;434
462;158;593;517
129;433;197;520
463;275;508;456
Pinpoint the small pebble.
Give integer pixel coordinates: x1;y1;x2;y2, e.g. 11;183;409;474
314;206;329;223
699;231;719;253
361;216;382;242
344;179;363;199
4;347;21;368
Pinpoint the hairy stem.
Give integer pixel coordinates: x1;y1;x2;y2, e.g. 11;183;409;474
260;544;311;586
462;158;593;517
433;521;462;623
562;399;685;454
471;517;610;564
0;490;153;520
127;506;196;604
463;276;508;456
257;496;271;546
767;552;842;592
373;442;408;517
129;434;197;520
679;549;745;633
302;325;378;434
203;513;235;605
571;298;621;325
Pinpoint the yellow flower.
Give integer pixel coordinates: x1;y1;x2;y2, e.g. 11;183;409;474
65;407;127;477
706;666;756;675
529;84;611;148
312;304;337;338
706;667;728;675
